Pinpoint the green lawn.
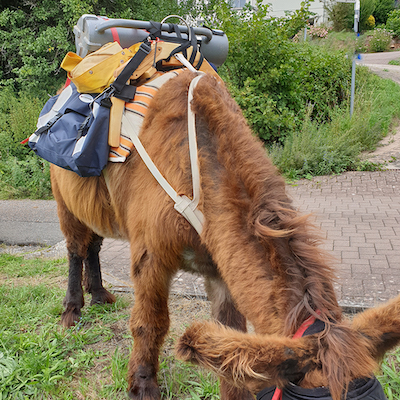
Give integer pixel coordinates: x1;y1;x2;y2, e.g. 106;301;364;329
0;252;398;399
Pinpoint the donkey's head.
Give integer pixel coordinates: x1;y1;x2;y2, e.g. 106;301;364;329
176;294;400;400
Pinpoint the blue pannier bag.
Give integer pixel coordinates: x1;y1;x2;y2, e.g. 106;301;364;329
28;39;154;177
28;82;111;177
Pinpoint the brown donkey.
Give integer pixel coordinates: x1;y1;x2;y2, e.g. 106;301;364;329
51;70;400;400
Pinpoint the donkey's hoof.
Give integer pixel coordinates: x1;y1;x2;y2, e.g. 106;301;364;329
127;381;160;400
128;365;161;400
61;307;81;328
90;288;116;306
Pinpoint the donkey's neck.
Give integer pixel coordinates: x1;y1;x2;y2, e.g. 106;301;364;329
199;160;341;335
204;217;340;335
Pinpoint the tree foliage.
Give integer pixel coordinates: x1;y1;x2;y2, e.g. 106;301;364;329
386;9;400;37
0;0;200;95
374;0;396;24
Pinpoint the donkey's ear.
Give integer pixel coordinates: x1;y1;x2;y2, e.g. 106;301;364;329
175;321;319;392
351;294;400;361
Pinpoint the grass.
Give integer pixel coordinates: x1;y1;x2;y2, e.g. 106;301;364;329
311;30;365;54
389;58;400;66
378;351;400;400
1;252;400;398
0;252;217;399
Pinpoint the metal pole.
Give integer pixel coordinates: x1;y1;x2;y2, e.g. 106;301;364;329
350;0;360;117
350;57;356;116
304;26;307;42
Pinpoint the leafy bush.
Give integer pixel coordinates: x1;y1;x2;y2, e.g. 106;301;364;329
368;27;393;52
365;15;376;30
0;156;52;199
0;86;51;198
0;89;46;161
386;9;400;38
216;2;351;143
324;1;354;32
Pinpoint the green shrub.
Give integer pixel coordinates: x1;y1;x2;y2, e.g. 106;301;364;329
228;42;351;143
268;106;361;178
230;81;297;143
0;88;52;199
324;1;354;32
0;88;46;161
368;27;392;52
0;156;52;199
386;9;400;38
215;1;351;144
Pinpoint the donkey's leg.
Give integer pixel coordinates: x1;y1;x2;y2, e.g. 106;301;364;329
127;251;174;400
57;201;93;327
83;233;116;306
205;278;255;400
62;250;85;327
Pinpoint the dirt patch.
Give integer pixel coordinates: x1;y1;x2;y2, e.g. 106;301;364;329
361;121;400;169
0;273;68;289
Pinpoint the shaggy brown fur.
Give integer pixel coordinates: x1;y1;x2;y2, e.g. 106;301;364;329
51;70;400;400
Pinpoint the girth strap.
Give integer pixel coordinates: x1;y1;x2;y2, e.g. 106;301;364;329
122;73;205;235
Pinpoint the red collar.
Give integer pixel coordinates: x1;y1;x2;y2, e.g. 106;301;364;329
271;313;318;400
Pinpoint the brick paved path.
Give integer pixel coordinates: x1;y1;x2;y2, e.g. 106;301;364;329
100;170;400;310
288;170;400;310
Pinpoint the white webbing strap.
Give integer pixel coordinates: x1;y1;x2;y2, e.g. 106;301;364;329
174;53;198;73
121;73;205;235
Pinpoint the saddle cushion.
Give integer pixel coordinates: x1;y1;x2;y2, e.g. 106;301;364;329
108;70;183;162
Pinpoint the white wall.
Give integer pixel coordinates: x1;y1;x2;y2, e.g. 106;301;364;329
247;0;328;24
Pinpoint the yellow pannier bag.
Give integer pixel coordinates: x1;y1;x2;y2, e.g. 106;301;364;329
61;42;142;93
